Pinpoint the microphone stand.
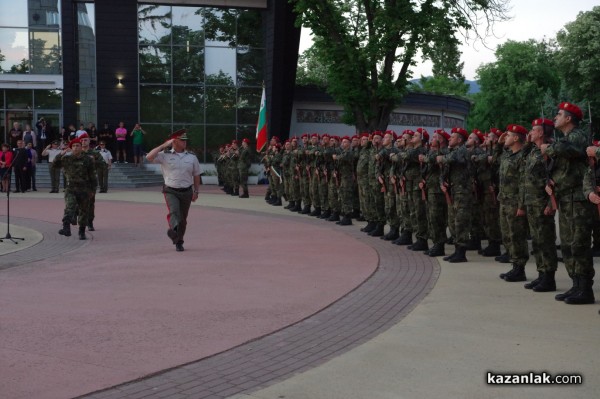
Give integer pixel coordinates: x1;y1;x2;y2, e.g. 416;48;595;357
1;148;25;244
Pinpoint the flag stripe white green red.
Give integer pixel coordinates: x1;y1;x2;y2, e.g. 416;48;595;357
255;87;267;152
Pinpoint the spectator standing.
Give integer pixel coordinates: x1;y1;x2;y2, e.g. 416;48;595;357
97;141;112;192
36;117;50;159
22;124;37;148
42;141;63;193
75;124;87;138
12;140;30;193
130;123;146;167
98;123;115;157
9;122;23;148
115;121;128;163
26;142;38;191
86;122;98;147
0;143;14;192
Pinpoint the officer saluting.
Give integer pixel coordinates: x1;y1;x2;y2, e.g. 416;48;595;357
146;129;201;252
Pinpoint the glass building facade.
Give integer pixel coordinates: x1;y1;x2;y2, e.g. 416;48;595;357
138;5;265;161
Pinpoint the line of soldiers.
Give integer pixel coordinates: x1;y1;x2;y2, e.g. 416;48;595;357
259;101;597;308
215;138;253;198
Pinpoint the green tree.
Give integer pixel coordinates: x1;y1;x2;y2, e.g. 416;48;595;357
296;46;329;87
291;0;509;132
468;39;560;130
555;6;600;130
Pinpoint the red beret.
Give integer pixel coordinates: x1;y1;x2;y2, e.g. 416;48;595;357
532;118;554;127
360;132;370;138
416;127;429;141
231;139;238;145
558;102;583;120
78;133;89;139
271;136;280;142
301;133;309;139
402;129;415;136
385;130;396;137
593;139;600;146
507;124;528;136
242;138;250;143
340;136;350;141
470;130;484;142
311;133;319;138
451;127;469;140
372;131;384;138
352;135;359;140
488;128;502;137
169;129;188;140
434;129;450;141
291;136;298;141
321;134;330;139
69;138;81;148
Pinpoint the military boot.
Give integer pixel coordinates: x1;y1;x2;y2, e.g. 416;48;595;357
443;246;459;261
555;277;579;301
495;252;510;263
381;226;399;241
393;230;413;245
361;221;376;233
292;202;302;212
481;241;501;257
351;209;361;219
368;223;385;237
78;226;86;240
320;209;332;219
337;214;353;226
448;246;468;263
239;189;249;198
427;243;445;257
309;207;321;217
301;205;312;214
328;212;340;222
503;265;526;282
464;238;481;251
87;222;95;232
533;271;556;292
564;277;595;305
499;263;517;279
58;223;71;237
355;213;366;222
284;201;295;209
524;272;543;289
410;238;429;251
264;190;271;201
272;197;282;206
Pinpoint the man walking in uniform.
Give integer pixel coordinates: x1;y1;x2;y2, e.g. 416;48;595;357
146;129;201;252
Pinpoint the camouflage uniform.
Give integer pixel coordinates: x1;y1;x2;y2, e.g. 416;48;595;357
83;148;103;228
368;144;386;235
357;142;373;223
238;145;252;197
472;145;502;254
379;146;399;238
326;145;340;219
53;151;97;234
336;146;355;217
403;145;429;246
424;147;448;251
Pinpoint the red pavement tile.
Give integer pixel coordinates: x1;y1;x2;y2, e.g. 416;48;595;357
0;197;376;399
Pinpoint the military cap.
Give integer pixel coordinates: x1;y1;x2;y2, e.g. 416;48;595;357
451;127;469;140
352;135;359;140
470;129;484;142
558;102;583;120
78;133;89;139
507;124;528;136
372;131;384;138
341;135;351;141
416;127;429;141
242;138;250;143
69;138;82;148
310;133;319;138
402;129;415;136
169;129;188;140
532;118;554;127
434;129;450;141
488;128;502;137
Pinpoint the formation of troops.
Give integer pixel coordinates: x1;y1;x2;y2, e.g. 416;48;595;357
215;138;253;198
217;102;598;308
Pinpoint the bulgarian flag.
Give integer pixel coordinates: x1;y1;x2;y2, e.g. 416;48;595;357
255;86;267;152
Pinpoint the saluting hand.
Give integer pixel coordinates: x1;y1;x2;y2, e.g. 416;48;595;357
586;146;598;158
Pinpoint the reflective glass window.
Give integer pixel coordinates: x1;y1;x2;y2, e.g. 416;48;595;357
172;7;203;46
205;47;236;84
237;47;264;87
0;90;4;108
6;89;32;109
206;126;236;161
0;28;29;73
237;88;262;124
140;86;172;123
138;123;172;150
30;30;61;74
205;86;236;124
178;124;204;159
237;124;258;153
237;10;263;48
172;46;204;84
0;2;28;27
34;89;62;109
138;5;171;46
203;8;237;47
140;46;171;83
173;86;204;124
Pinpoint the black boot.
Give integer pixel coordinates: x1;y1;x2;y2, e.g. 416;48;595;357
446;236;454;245
448;246;468;263
301;205;312;214
272;197;282;206
361;221;376;233
337;214;353;226
564;277;595;304
592;245;600;257
310;207;321;217
239;189;249;198
393;230;413;245
495;252;510;263
481;241;501;257
443;245;459;261
381;226;399;241
320;209;332;219
264;190;271;201
503;264;526;282
464;238;482;251
285;201;295;209
58;223;71;237
78;226;86;240
368;223;385;237
328;212;340;222
87;222;95;232
533;271;556;292
524;272;543;289
292;202;302;212
427;243;445;257
555;277;579;301
355;213;366;222
351;209;361;219
410;238;429;251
